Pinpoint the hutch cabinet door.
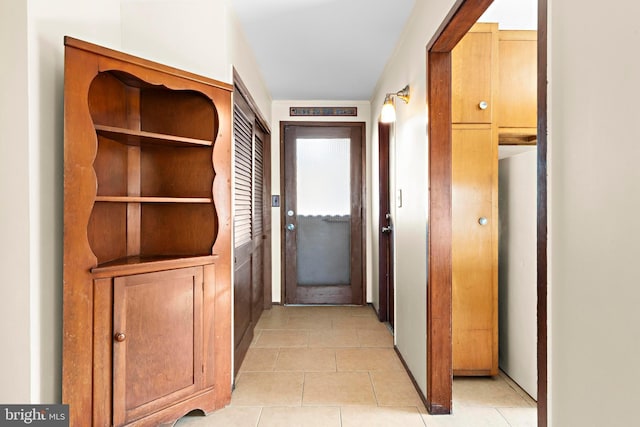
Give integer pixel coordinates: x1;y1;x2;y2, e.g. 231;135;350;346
112;267;204;426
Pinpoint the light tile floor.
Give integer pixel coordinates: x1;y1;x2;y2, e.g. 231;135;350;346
176;305;536;426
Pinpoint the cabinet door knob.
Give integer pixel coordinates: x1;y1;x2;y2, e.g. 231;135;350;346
114;332;126;342
478;101;488;110
478;217;488;226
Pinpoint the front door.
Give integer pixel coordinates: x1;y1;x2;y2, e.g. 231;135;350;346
283;123;365;305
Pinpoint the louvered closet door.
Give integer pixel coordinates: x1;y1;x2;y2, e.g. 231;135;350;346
251;130;265;323
233;91;268;374
234;104;253;250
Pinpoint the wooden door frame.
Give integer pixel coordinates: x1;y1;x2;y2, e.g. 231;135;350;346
426;1;548;425
377;121;394;324
279;121;367;305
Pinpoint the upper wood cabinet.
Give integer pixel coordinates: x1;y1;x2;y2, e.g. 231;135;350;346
498;30;538;135
63;37;232;426
452;24;537;142
452;23;498;124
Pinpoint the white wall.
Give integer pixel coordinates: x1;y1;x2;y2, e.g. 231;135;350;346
498;149;537;399
370;0;458;396
270;100;372;303
230;10;272;124
549;0;640;425
121;0;231;83
0;0;31;404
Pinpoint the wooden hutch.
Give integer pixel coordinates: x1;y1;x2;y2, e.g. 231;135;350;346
62;37;232;426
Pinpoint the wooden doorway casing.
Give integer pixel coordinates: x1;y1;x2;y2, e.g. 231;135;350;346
426;0;547;425
280;121;366;305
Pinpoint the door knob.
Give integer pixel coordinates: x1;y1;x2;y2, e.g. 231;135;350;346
114;332;126;342
478;101;488;110
478;217;488;226
286;223;295;231
382;225;393;234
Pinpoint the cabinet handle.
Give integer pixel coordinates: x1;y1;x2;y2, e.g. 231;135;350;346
478;101;488;110
114;332;126;342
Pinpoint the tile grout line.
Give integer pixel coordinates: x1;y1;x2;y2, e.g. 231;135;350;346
495;407;515;427
255;406;264;427
368;371;380;407
419;405;429;427
301;369;309;408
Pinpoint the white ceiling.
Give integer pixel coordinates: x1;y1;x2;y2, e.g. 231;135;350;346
230;0;416;100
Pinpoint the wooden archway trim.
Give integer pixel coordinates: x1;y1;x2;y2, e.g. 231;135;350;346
426;0;548;425
425;0;495;415
428;0;494;53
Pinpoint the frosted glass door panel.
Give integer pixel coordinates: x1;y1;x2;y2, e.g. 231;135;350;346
296;138;350;286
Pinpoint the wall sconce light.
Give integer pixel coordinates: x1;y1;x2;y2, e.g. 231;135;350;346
380;85;410;123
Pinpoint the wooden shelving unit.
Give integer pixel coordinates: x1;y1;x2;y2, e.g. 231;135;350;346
63;37;233;426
